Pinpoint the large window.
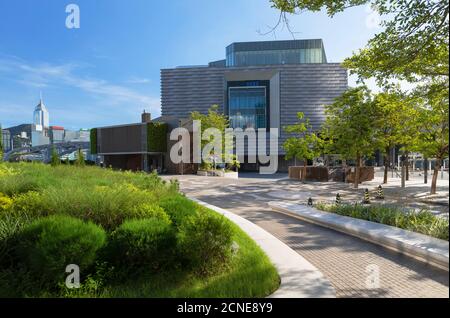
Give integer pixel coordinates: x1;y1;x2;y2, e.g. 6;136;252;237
228;87;267;130
226;48;324;66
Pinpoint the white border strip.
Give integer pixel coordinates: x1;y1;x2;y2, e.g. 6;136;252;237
269;201;449;271
189;197;336;298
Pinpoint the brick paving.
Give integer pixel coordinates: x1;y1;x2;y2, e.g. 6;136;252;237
165;174;449;298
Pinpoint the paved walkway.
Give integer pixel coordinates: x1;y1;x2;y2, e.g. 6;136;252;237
192;198;336;298
163;174;449;298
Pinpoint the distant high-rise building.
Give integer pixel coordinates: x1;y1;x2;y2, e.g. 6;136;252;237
32;94;50;147
1;129;12;152
33;94;50;130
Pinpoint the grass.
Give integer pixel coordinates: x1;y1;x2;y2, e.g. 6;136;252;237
314;202;449;241
0;162;279;298
67;221;279;298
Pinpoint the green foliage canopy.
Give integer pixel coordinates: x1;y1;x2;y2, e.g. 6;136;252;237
283;112;322;163
322;86;379;161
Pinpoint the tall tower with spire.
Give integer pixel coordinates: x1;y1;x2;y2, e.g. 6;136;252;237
31;92;50;147
33;92;50;130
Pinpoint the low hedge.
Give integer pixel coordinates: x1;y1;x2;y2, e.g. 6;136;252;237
177;207;233;275
14;215;107;285
159;195;197;228
108;218;177;273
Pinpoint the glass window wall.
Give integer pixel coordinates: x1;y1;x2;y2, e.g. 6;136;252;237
228;87;267;130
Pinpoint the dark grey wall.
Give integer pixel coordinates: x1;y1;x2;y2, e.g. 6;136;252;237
161;64;348;153
161;67;226;116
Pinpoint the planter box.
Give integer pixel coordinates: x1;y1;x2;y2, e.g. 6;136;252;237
288;166;329;181
224;171;239;179
346;167;375;183
269;201;449;271
196;170;238;178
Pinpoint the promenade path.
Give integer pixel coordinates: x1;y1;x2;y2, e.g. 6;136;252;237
162;173;449;298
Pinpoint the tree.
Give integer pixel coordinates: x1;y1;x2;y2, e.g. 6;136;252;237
322;86;378;188
75;148;85;167
50;146;60;167
283;112;323;182
271;0;449;86
372;89;419;184
412;82;449;194
191;105;238;170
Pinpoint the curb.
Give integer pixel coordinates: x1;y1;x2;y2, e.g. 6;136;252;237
269;201;449;271
189;197;336;298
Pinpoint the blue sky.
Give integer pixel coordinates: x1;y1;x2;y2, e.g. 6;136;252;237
0;0;381;130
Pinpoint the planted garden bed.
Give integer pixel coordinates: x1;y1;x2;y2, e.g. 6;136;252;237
0;163;279;297
314;202;449;241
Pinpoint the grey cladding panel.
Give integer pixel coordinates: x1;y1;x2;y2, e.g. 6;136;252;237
161;64;347;153
161;68;225;118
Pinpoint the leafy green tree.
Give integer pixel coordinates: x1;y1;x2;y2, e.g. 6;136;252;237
271;0;449;86
50;146;60;167
283;112;322;182
322;86;378;188
372;89;419;183
191;105;239;170
412;82;449;194
75;148;85;167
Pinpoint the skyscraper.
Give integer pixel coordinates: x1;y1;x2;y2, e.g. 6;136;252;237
32;93;50;147
33;93;50;130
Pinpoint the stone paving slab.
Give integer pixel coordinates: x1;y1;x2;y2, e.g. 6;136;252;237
190;197;336;298
269;201;449;271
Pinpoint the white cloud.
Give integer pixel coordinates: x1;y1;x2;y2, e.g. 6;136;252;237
0;56;160;115
126;77;151;84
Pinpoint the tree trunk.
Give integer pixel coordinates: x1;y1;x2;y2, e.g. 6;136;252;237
424;157;428;184
302;159;307;183
431;159;441;195
354;154;361;189
383;147;390;184
342;159;347;183
405;151;410;181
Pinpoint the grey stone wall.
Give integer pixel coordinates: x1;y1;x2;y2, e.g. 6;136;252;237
161;64;348;154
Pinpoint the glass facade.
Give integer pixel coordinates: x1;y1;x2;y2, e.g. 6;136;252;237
228;87;267;130
226;48;324;67
225;39;327;67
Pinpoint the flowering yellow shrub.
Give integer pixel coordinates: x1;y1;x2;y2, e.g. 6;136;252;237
0;165;18;177
0;192;13;211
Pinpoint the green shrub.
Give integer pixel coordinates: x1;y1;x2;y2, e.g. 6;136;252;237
159;195;197;227
0;174;39;196
108;218;176;273
15;215;107;285
130;203;171;223
10;191;47;220
177;208;233;275
0;192;13;212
